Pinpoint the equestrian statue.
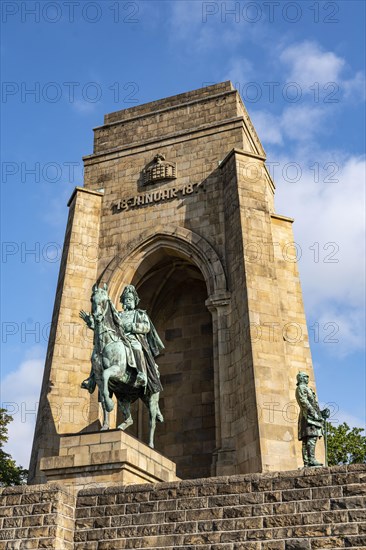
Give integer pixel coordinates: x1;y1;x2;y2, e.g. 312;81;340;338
79;283;164;448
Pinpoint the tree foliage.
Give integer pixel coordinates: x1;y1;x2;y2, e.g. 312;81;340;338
0;408;28;486
326;422;366;466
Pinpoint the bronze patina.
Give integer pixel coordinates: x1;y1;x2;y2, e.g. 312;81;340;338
80;284;164;448
296;372;330;467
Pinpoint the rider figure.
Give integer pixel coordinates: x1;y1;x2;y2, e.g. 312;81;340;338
112;285;164;394
80;285;164;395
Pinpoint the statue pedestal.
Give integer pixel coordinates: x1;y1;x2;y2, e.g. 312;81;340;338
40;430;179;491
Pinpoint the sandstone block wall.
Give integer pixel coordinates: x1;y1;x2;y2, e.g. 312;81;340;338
0;485;75;549
28;188;104;485
1;465;365;549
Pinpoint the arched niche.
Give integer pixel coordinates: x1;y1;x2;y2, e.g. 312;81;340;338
104;228;231;478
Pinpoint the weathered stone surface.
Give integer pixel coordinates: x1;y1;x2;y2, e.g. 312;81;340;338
0;485;75;549
344;534;366;547
282;489;312;502
348;508;366;521
41;430;179;492
4;466;365;548
311;537;345;548
285;540;310;550
331;496;365;509
343;483;366;496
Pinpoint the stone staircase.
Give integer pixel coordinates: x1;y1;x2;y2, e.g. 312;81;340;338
1;464;365;549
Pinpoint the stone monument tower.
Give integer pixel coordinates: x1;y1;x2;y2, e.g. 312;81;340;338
29;82;318;485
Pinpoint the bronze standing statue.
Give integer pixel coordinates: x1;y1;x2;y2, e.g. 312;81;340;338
295;372;329;467
79;283;164;448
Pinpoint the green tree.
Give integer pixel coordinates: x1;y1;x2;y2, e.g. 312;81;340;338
0;408;28;486
326;422;366;466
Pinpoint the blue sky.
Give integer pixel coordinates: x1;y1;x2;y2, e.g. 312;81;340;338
1;0;365;467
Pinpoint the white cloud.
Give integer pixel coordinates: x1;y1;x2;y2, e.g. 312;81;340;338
223;57;254;90
343;71;366;101
1;349;44;469
235;40;364;147
280;41;345;89
315;306;365;357
168;1;256;53
168;1;216;51
252;104;328;145
280;105;327;142
329;409;366;431
273;152;366;355
279;40;365;102
251;110;283;145
71;99;97;115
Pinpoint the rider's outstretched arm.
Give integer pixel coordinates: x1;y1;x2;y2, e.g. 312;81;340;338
79;310;95;330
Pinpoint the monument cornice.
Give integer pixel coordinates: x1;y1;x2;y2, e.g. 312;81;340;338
219;148;276;191
83;116;247;164
219;147;267;166
270;213;294;223
94;89;238;130
94;82;265;158
67;186;104;207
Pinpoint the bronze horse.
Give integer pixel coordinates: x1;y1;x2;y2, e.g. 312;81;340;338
80;284;163;448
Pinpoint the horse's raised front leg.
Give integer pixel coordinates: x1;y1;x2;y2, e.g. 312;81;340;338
117;398;133;431
102;367;120;413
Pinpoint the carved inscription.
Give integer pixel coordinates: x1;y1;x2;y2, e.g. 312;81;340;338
112;182;205;213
